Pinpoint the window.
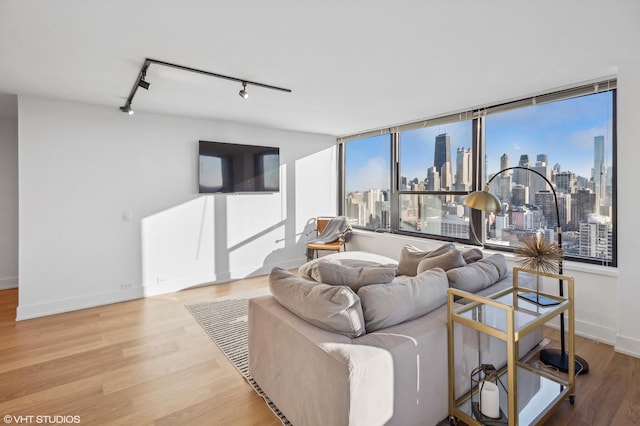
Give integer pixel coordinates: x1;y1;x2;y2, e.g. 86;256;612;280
398;121;474;239
483;90;615;264
339;79;616;266
343;134;391;230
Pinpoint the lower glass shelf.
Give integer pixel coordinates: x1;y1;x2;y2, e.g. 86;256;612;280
454;365;569;425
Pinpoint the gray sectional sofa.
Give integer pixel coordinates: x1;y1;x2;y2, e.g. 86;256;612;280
248;244;541;426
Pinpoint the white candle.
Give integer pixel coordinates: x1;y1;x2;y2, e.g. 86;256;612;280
480;381;500;419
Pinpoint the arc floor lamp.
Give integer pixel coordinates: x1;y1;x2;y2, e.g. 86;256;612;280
464;166;589;375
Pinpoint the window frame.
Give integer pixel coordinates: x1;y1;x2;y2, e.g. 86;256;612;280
338;79;617;266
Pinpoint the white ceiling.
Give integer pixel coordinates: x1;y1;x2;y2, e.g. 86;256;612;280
0;1;635;136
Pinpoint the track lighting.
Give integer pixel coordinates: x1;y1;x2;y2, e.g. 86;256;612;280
137;71;150;90
239;82;249;99
138;79;150;90
119;58;292;114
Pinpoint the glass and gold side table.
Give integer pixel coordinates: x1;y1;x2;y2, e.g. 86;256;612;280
447;268;575;425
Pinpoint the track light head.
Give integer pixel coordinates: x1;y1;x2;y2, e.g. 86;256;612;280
120;105;134;115
137;70;150;90
138;79;150;90
239;82;249;99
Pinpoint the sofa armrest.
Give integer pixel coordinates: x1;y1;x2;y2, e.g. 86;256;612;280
248;295;394;426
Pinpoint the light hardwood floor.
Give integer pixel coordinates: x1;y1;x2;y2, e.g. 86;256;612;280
1;278;639;425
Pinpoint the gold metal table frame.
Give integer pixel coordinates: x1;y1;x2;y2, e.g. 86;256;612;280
447;267;575;425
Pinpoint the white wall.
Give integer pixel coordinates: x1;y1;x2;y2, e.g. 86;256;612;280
0;116;19;289
614;36;640;358
17;96;336;319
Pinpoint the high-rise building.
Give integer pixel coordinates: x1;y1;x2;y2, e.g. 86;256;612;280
399;176;407;191
345;192;366;226
500;153;510;175
536;154;548;166
556;171;576;194
570;188;596;230
531;154;552;198
512;184;529;206
455;148;472;191
579;215;612;260
534;190;570;230
593;135;606;206
426;166;440;191
495;174;512;203
434;133;452;191
511;206;535;230
514;154;530;186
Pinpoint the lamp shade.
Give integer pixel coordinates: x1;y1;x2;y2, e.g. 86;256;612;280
463;184;502;213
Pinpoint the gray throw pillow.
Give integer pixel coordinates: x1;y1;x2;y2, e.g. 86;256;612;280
357;268;449;332
397;243;455;276
269;267;366;338
317;262;397;292
462;248;483;264
446;254;509;293
416;249;466;274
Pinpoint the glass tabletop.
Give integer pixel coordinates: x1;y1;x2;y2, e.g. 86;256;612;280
454;289;568;335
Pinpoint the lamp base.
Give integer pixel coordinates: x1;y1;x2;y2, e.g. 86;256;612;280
539;348;589;375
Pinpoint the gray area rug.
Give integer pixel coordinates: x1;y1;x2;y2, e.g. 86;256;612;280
186;298;291;425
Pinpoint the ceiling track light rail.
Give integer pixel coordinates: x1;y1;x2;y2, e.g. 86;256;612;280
119;58;292;114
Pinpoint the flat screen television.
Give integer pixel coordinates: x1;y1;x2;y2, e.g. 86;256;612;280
198;140;280;193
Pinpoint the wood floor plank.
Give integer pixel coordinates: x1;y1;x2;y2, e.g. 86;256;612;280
1;277;640;425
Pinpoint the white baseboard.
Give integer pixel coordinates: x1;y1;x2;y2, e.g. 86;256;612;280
0;276;18;290
614;334;640;359
575;318;617;346
543;319;640;359
543;318;616;346
16;287;144;321
141;257;305;297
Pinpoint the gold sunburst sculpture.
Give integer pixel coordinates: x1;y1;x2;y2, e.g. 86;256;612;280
514;233;563;296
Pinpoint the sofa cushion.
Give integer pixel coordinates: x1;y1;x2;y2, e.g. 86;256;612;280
269;267;366;338
446;254;509;293
298;251;398;282
357;268;449;332
397;243;455;276
317;262;397;292
416;249;466;274
462;248;483;264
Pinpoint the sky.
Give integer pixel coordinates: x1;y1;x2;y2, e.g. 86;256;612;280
345;91;614;193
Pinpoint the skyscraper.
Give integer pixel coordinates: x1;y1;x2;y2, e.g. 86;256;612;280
536;154;548;166
500;153;510;175
531;153;552;197
455;148;472;191
434;133;452;191
426;166;440;191
593;135;606;206
514;154;530;186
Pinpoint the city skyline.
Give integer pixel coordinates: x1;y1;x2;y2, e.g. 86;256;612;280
345;91;613;193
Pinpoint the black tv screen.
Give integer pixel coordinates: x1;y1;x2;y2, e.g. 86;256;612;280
198;141;280;193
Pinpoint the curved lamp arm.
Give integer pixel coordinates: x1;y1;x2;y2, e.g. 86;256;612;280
464;166;560;230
